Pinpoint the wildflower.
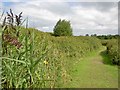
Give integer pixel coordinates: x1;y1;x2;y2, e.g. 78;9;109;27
43;60;48;65
47;76;50;79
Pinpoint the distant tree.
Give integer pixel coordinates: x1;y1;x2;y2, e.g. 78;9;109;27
85;34;89;36
91;34;97;37
53;19;73;36
93;34;97;36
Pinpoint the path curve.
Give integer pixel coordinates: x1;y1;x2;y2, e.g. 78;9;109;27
64;47;118;88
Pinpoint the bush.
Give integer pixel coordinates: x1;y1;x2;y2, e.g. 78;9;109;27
53;19;73;36
106;39;120;65
101;40;109;46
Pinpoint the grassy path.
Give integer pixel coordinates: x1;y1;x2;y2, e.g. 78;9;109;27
63;47;118;88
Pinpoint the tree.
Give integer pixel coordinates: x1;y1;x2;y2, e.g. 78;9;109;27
53;19;73;36
85;34;89;36
91;34;97;37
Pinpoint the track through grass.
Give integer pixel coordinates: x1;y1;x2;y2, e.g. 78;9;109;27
63;46;118;88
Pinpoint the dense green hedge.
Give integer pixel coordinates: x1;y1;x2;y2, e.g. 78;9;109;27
29;28;102;87
105;39;120;65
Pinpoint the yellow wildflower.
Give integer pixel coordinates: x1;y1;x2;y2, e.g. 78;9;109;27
43;60;48;65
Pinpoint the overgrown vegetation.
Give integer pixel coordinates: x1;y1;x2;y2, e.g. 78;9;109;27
100;37;119;65
97;35;119;40
1;9;61;88
95;33;120;65
105;39;119;65
0;9;118;88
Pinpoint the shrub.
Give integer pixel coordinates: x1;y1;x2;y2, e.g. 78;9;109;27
106;39;120;65
101;40;109;46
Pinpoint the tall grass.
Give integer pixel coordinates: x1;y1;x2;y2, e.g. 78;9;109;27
1;9;54;88
0;9;5;89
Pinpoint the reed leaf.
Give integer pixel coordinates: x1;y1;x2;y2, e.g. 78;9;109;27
3;60;14;74
1;57;27;65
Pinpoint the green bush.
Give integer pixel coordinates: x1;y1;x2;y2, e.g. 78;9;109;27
53;19;73;36
101;40;109;46
106;39;120;65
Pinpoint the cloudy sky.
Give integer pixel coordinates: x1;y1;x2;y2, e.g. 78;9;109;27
1;0;118;36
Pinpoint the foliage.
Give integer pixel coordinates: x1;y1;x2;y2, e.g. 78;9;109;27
105;39;120;65
101;40;109;46
98;35;120;65
100;38;119;65
53;19;73;36
1;9;102;88
97;35;119;40
1;9;61;88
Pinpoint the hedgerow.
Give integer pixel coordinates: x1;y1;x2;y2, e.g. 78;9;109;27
106;39;120;65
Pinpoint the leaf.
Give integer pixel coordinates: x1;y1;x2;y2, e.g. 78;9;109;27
19;18;27;26
3;60;14;73
19;12;22;19
2;17;6;27
31;50;48;71
1;57;27;65
6;12;11;17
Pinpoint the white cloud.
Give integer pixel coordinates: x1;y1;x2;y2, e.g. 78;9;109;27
2;0;119;2
2;1;118;35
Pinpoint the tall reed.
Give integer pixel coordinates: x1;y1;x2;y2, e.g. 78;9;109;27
1;9;54;88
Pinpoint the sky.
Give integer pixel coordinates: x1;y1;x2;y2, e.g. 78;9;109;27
1;0;119;36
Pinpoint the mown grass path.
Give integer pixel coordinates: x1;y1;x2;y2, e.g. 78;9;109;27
64;46;118;88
